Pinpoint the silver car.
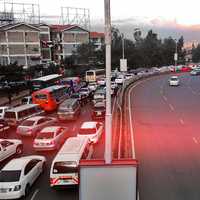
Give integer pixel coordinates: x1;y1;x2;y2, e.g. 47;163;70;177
16;116;57;137
33;126;68;151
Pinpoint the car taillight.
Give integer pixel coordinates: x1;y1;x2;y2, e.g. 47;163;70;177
50;178;58;185
33;141;38;145
48;141;55;145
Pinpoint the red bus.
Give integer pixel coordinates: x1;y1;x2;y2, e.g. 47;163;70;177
32;85;71;112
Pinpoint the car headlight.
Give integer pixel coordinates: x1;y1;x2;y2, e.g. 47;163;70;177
14;185;21;191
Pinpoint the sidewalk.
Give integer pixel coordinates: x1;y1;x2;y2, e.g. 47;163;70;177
0;90;30;106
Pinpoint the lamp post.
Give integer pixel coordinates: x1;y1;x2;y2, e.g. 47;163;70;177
174;39;178;66
122;33;125;59
104;0;112;164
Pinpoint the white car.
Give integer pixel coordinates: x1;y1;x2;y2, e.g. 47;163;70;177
33;126;68;151
0;106;10;119
0;139;23;162
21;96;32;104
97;78;106;86
77;121;104;144
16;116;57;137
169;76;179;86
88;82;98;91
125;73;133;80
0;155;46;199
115;75;124;85
79;87;91;97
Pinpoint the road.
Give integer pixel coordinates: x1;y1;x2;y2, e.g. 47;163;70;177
129;73;200;200
1;100;107;200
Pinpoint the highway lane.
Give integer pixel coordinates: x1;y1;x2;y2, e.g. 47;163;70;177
0;100;106;200
130;73;200;200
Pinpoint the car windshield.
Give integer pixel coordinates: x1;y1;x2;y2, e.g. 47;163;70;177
36;131;54;139
71;94;79;98
171;77;178;81
79;128;96;135
21;120;35;126
21;98;28;104
0;109;3;113
35;94;47;100
53;161;77;174
80;88;88;92
0;170;21;182
94;106;105;111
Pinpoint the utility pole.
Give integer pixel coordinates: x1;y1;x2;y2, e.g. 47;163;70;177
174;39;178;66
104;0;112;164
122;33;125;59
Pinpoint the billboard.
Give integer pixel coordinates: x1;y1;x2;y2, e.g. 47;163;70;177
120;59;127;72
79;159;138;200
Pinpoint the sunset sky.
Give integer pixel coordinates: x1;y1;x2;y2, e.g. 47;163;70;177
41;0;200;25
3;0;200;26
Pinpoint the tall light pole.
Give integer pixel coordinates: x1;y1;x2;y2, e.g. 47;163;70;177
104;0;112;164
174;39;178;66
122;33;125;59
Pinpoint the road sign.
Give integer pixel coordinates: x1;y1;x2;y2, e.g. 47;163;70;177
174;53;178;61
120;59;127;72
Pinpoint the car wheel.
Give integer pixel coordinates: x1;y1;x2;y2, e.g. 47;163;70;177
25;184;30;197
16;145;23;155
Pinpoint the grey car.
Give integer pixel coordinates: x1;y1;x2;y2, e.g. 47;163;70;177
16;116;57;137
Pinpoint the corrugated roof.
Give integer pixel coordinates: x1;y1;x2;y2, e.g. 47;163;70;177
90;32;104;38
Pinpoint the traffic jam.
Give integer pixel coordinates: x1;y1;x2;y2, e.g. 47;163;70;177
0;68;120;199
0;64;194;199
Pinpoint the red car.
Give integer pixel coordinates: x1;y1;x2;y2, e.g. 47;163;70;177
181;66;192;72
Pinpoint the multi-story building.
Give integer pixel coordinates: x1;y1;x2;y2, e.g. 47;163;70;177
0;23;41;66
50;25;89;63
0;23;91;66
90;32;104;51
39;24;51;63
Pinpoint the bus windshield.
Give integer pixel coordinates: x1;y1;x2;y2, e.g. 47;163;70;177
53;161;78;174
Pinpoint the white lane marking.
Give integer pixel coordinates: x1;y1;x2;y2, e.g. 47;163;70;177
30;189;39;200
112;95;117;114
169;104;174;111
193;137;198;144
116;94;123;159
163;95;167;101
179;119;184;125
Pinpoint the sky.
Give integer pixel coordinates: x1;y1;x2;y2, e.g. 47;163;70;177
3;0;200;25
39;0;200;25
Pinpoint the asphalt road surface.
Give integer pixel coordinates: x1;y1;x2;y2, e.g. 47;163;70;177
130;73;200;200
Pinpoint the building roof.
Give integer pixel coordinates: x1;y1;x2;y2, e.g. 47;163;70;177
50;24;75;32
90;32;104;38
0;22;40;31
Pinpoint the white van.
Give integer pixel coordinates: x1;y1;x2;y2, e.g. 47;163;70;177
4;104;44;126
50;137;92;187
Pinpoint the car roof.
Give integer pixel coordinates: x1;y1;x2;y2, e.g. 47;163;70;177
41;126;61;133
3;156;44;171
6;104;39;112
81;121;98;129
171;76;178;78
24;116;45;121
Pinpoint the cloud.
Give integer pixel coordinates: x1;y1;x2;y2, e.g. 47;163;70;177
91;17;200;43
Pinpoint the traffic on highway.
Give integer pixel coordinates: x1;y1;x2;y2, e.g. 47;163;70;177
0;64;199;200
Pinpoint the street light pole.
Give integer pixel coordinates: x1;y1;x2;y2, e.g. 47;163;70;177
122;33;125;59
174;39;178;66
104;0;112;164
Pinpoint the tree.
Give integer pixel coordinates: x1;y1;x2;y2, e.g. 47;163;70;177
192;44;200;62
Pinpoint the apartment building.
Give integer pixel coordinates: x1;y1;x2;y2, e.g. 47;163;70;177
50;25;89;63
39;24;51;63
0;23;41;66
90;32;104;51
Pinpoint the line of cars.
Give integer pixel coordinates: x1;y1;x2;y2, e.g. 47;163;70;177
0;78;108;199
